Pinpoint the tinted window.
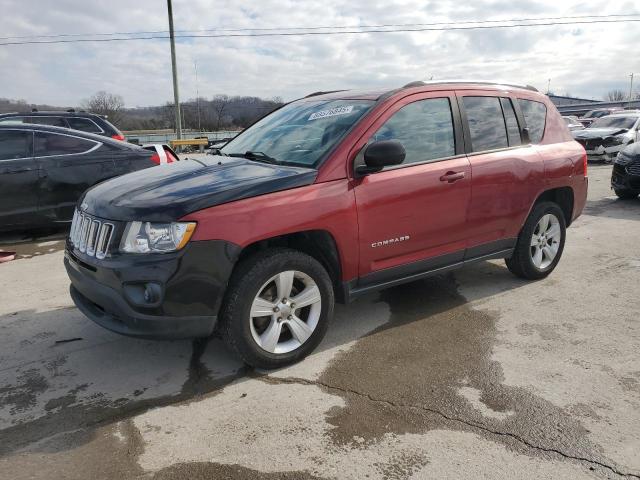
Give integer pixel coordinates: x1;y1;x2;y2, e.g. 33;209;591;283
500;98;521;146
0;116;27;125
67;117;103;133
30;116;68;127
0;130;32;160
463;96;509;152
518;99;547;143
590;116;638;130
34;132;98;157
371;98;455;165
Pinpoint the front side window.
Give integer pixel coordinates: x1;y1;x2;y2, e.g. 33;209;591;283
30;116;68;127
371;98;456;166
518;99;547;143
463;96;509;152
67;117;103;133
0;130;32;160
34;132;98;157
221;99;374;167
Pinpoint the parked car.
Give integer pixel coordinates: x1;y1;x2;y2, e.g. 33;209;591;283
578;108;624;127
611;142;640;199
562;115;584;131
0;110;125;141
0;124;158;231
65;81;588;369
142;143;180;164
573;112;640;162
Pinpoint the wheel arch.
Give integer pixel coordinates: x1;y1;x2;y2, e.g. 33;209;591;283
236;230;345;303
531;186;575;227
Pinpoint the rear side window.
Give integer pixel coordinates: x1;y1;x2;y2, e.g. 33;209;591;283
500;98;521;146
34;132;98;157
518;99;547;143
371;97;456;166
463;96;509;152
67;117;103;133
0;130;32;160
30;116;68;128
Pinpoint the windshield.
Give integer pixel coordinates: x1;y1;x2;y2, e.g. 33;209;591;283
221;99;374;167
589;116;638;130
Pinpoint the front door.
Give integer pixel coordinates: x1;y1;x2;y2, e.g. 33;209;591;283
0;129;40;229
353;93;471;286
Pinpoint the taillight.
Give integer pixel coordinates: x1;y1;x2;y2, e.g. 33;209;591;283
111;134;126;141
581;151;588;177
164;148;178;163
150;152;161;165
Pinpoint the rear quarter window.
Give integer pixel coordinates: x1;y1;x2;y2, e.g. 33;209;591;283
518;99;547;144
67;117;103;133
34;132;99;157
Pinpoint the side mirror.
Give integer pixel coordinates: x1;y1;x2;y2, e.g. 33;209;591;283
356;140;406;176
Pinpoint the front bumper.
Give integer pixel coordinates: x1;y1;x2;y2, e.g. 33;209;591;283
585;145;623;163
611;163;640;191
65;239;241;339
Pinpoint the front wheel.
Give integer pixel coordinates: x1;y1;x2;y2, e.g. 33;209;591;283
220;248;334;369
506;202;566;280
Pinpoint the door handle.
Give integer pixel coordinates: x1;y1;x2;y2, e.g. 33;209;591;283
439;171;465;183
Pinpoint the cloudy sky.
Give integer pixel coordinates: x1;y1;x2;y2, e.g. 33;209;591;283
2;0;639;107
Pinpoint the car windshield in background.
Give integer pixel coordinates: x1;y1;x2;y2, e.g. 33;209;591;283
221;99;374;167
589;116;638;129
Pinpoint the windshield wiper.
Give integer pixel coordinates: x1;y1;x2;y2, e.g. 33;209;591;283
228;151;280;165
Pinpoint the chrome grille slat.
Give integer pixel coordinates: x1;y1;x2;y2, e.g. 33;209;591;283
69;209;114;259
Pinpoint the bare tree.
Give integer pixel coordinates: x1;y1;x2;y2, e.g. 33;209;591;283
211;94;230;131
604;89;626;102
82;91;125;124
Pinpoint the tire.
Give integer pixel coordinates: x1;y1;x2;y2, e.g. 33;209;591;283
219;248;334;369
506;202;566;280
614;188;639;200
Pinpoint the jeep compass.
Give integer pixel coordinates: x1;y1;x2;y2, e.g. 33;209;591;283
65;81;588;369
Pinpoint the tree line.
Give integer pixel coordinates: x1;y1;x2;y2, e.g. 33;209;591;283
0;91;284;132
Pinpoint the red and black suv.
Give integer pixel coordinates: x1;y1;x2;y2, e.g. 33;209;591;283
65;81;588;368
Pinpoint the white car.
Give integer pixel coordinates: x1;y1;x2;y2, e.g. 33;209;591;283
573;113;640;162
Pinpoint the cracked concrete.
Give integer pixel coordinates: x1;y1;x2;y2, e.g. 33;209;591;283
0;164;639;479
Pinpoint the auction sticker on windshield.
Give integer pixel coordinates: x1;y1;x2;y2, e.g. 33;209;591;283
308;105;354;121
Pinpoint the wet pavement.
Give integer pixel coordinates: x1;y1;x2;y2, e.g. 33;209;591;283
0;164;639;479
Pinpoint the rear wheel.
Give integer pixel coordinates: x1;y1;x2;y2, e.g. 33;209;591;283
614;188;639;200
506;202;566;280
220;248;334;369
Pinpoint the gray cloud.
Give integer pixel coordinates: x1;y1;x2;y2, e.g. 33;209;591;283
2;0;639;106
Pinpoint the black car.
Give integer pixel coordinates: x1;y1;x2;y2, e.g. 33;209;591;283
0;110;125;141
0;124;158;231
612;143;640;199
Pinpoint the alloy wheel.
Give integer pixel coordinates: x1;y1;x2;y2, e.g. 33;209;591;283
530;213;561;270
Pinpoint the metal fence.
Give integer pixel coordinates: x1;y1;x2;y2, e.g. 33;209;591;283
123;130;239;145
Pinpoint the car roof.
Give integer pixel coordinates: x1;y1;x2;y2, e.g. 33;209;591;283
0;123;137;148
0;111;107;119
299;80;540;103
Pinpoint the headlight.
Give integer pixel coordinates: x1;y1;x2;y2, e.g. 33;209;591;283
120;221;196;254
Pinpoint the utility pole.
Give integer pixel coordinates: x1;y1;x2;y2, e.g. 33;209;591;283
629;73;635;103
194;61;201;131
546;78;551;95
167;0;182;139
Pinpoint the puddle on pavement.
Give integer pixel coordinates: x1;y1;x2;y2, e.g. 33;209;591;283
319;274;610;466
0;239;66;261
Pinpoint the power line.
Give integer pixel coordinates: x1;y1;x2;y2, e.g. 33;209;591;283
1;13;639;41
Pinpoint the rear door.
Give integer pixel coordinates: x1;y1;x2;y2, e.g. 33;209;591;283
457;92;545;256
0;129;39;228
353;92;471;285
35;131;114;222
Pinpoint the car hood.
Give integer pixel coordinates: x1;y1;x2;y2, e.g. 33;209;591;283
573;128;628;139
80;156;318;222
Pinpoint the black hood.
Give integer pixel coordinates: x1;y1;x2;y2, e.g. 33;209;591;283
80;156;317;222
573;128;628;140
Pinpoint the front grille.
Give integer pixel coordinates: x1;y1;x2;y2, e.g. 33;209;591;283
70;210;114;260
627;163;640;176
576;138;603;151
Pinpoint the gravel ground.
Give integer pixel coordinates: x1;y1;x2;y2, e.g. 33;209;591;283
0;164;638;479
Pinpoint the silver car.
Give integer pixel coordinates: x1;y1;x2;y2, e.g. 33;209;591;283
573;113;640;162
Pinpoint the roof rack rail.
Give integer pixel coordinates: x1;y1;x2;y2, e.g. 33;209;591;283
67;108;76;113
402;80;538;92
31;108;38;112
304;90;347;98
